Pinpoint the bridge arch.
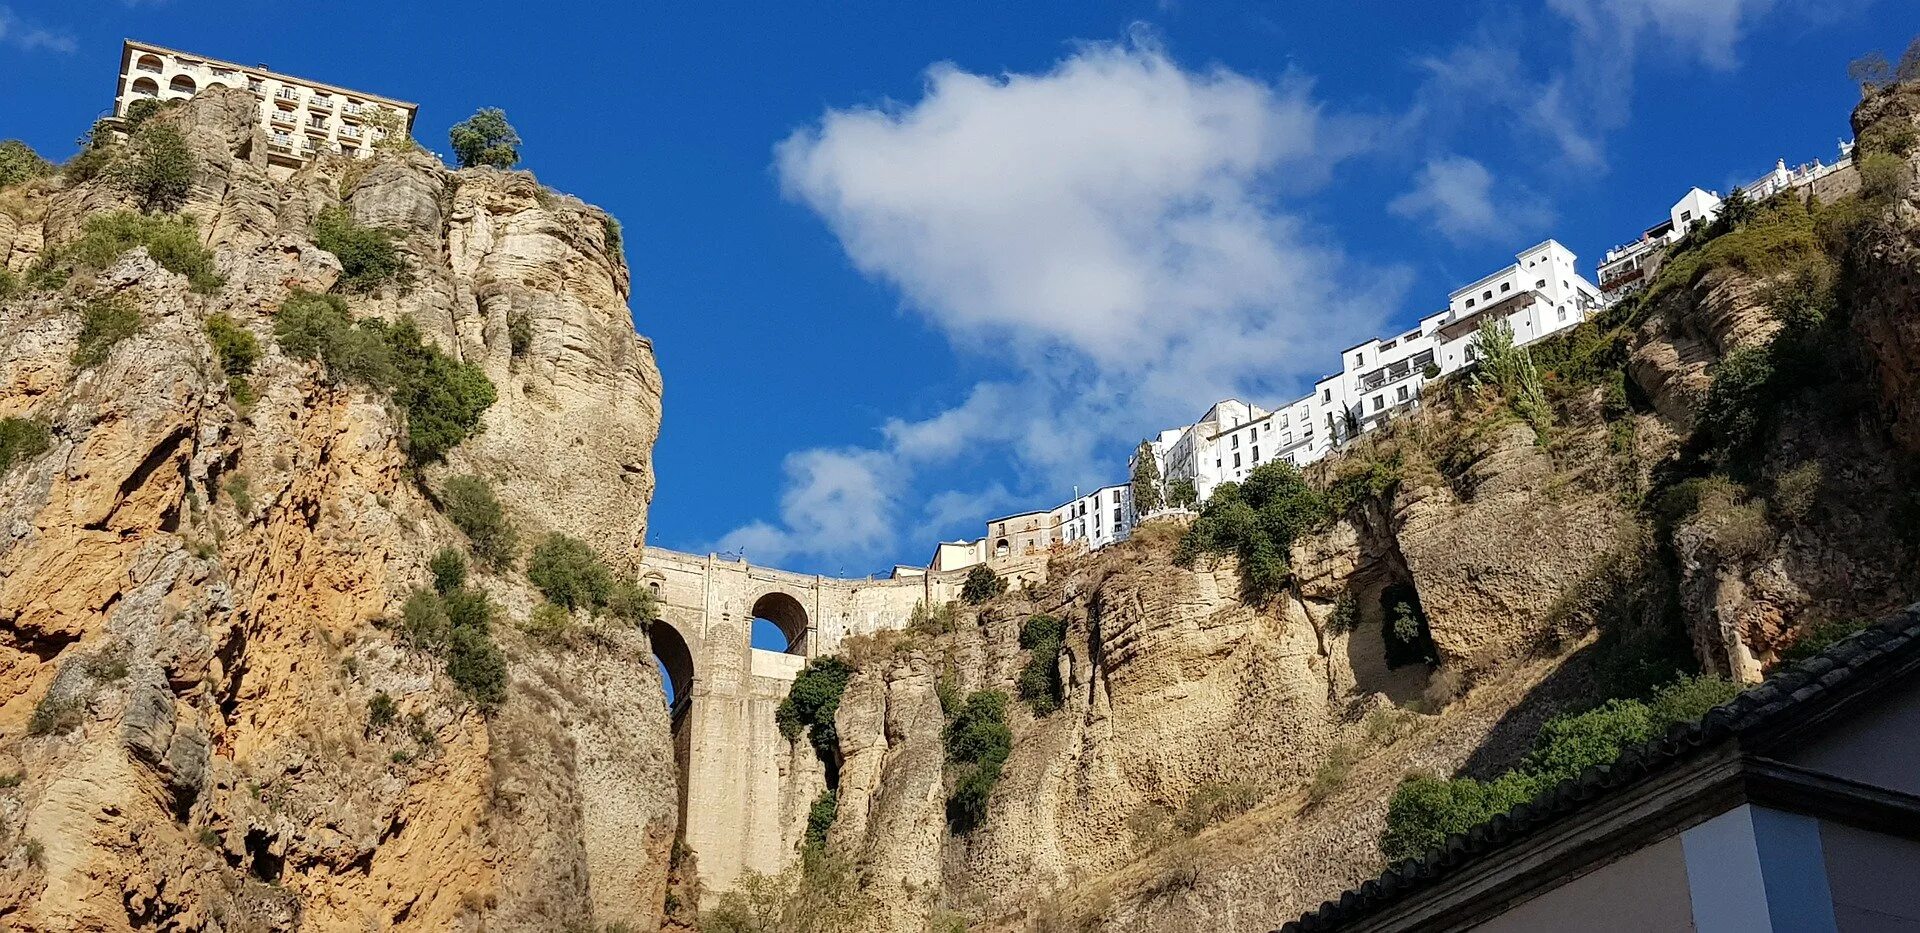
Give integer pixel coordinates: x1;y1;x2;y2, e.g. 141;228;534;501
749;591;809;655
650;620;695;717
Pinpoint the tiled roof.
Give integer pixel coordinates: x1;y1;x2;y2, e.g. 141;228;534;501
1282;602;1920;933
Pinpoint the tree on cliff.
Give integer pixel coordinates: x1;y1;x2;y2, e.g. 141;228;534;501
450;108;521;169
1130;440;1163;514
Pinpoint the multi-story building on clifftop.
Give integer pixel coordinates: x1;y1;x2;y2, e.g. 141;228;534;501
112;40;416;174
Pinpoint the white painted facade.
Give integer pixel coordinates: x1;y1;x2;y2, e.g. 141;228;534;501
1598;187;1723;299
114;40;416;173
1055;483;1134;550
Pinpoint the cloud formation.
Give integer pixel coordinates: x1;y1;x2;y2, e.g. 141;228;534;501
719;37;1401;566
0;6;76;53
1390;155;1553;244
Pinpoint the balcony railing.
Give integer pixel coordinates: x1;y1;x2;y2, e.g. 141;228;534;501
135;62;163;74
343;102;366;117
310;95;336;109
269;110;296;125
339;125;363;140
275;88;301;102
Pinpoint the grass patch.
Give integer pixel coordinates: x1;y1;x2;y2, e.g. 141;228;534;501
0;417;52;474
71;294;141;367
64;211;221;292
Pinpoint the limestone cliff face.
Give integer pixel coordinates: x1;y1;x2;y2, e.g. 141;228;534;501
796;86;1920;933
0;88;673;931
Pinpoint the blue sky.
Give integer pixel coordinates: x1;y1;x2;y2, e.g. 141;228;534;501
2;1;1913;578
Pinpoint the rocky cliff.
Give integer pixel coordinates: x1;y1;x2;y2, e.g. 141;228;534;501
753;80;1920;933
0;87;674;931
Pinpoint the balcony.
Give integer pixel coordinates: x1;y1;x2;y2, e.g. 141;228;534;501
135;62;163;74
304;121;330;135
310;95;336;110
275;88;301;102
343;102;366;117
269;109;297;126
339;124;363;140
268;134;296;152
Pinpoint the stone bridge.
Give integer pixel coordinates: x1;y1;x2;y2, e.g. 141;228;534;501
637;546;1047;894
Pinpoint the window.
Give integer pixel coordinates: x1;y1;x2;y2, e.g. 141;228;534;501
1465;298;1476;309
1559;307;1568;322
1251;446;1259;461
1500;282;1511;293
1483;290;1493;301
1231;435;1239;448
1397;386;1409;401
1112;509;1122;526
1233;453;1242;468
1353;352;1364;367
1680;210;1693;223
1322;389;1331;403
1536;279;1546;288
1372;396;1384;411
1111;490;1120;503
1282;432;1292;445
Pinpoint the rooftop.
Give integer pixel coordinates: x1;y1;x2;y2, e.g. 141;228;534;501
123;38;419;112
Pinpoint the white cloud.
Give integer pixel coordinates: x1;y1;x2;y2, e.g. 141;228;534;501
714;448;901;565
0;7;76;53
1549;0;1774;70
716;36;1403;568
1389;155;1552;244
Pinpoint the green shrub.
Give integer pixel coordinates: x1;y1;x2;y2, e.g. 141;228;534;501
274;292;494;461
273;289;393;385
1771;461;1823;525
368;691;398;728
1380;675;1738;861
1648;194;1822;304
527;533;612;610
804;790;837;854
1700;345;1775;473
1176;461;1328;600
524;601;574;644
449;108;521;169
63;122;117;185
1780;618;1872;664
1325;455;1400;520
224;472;254;515
908;599;957;635
960;564;1006;604
1474;317;1549;430
0;417;52;474
945;690;1012;832
602;578;657;625
1167;479;1198;509
65;211;222;292
440;475;519;569
1017;614;1066;716
374;317;495;464
1380;583;1436;668
446;625;507;710
429;547;467;594
71;294;142;367
0;139;52;189
119;98;182;133
118;121;194;214
1325;594;1358;634
399;587;452;648
602;215;623;259
441;586;495;635
311;206;408;293
27;693;85;736
508;313;532;357
776;657;854;767
203;313;259;376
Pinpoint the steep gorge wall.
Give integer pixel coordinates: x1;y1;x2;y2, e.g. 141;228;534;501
0;88;674;931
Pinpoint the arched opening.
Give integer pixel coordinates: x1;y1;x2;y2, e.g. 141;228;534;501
135;54;163;74
749;592;808;655
130;77;159;98
994;538;1010;558
168;75;196;95
650;623;694;722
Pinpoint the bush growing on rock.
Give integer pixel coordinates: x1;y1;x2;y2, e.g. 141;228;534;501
0;139;52;189
65;211;222;292
960;565;1005;604
272;289;395;385
527;533;612;610
203;313;259;376
118;121;193;214
945;689;1012;832
429;548;467;594
311;206;408;293
71;294;141;368
440;475;519;569
776;657;853;771
446;625;507;710
1175;461;1327;600
0;417;52;474
804;790;837;854
1381;676;1738;861
1017;614;1066;716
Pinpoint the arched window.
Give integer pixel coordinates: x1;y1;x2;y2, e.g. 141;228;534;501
994;538;1010;558
169;75;197;95
135;54;164;74
130;77;159;98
